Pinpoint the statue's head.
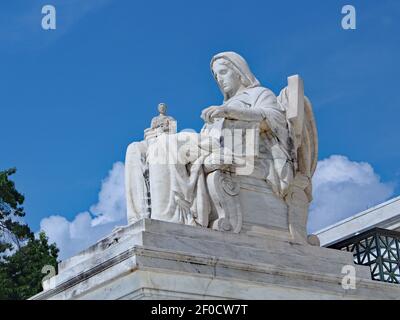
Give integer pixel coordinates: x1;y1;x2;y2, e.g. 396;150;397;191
211;52;260;101
211;59;243;99
158;103;167;115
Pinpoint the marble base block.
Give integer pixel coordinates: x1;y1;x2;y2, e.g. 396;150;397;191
31;219;400;300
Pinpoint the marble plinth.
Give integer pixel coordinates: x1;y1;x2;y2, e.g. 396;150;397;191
31;219;400;300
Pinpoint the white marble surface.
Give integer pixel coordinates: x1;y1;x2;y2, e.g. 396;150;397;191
31;219;400;300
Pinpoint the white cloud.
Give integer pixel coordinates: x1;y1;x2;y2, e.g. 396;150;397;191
308;155;394;233
91;162;126;226
40;162;126;260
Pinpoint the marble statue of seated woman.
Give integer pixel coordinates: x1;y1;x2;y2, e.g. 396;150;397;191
125;51;317;241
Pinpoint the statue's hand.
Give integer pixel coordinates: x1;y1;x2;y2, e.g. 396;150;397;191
201;105;219;123
201;105;227;123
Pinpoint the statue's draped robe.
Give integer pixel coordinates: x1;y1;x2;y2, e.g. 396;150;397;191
125;132;212;226
217;86;294;196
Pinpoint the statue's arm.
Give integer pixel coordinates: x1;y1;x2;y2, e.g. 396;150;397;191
222;104;264;122
202;90;287;133
255;92;291;142
222;90;286;126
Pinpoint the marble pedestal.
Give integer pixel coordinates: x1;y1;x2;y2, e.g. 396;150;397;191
31;219;400;300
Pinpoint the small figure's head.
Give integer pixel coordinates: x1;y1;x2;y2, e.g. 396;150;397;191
158;103;167;115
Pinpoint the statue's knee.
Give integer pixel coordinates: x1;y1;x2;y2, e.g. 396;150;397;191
126;142;145;155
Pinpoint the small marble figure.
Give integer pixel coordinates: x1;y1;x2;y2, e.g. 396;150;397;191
144;103;177;140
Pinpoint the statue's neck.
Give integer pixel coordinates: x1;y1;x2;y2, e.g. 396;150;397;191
225;84;247;101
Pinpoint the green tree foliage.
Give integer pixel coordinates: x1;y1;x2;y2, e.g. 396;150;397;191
0;168;32;253
0;232;58;299
0;168;59;300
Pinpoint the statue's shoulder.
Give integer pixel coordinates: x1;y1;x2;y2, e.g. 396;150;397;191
245;86;276;99
243;86;277;108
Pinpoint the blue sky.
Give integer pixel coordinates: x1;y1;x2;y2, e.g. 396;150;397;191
1;0;400;257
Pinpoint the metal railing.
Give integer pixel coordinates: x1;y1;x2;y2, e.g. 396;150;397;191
329;228;400;284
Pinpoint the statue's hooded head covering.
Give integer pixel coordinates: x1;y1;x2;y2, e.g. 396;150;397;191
210;51;261;101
